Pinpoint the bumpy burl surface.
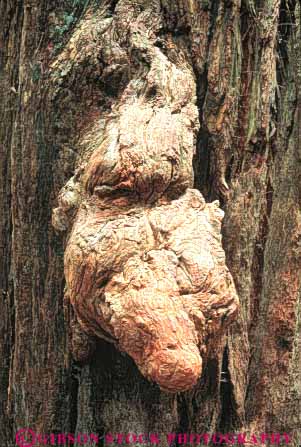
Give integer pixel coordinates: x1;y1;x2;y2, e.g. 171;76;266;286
53;32;239;392
64;188;238;392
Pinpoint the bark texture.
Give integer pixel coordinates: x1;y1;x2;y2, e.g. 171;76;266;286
0;0;300;446
56;186;238;392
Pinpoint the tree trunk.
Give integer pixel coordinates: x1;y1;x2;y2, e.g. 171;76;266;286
0;1;300;446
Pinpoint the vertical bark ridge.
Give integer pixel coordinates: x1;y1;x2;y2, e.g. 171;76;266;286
0;0;300;444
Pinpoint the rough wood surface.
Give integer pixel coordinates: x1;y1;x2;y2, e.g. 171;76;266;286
52;29;239;391
55;185;238;392
0;0;300;445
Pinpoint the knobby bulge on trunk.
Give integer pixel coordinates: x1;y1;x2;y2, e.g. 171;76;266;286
52;0;239;393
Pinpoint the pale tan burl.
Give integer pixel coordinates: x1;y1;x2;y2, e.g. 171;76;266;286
52;41;239;393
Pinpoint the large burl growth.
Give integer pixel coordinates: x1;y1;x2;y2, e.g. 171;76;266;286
52;8;239;393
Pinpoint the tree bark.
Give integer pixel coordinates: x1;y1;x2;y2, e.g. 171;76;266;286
0;1;300;446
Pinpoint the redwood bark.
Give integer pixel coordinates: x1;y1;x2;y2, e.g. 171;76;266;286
0;1;300;446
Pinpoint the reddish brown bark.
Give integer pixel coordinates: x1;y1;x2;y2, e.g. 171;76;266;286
0;0;300;446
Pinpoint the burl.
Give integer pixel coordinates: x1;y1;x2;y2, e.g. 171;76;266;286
52;57;239;393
